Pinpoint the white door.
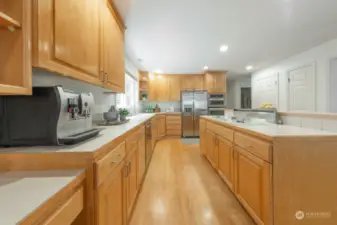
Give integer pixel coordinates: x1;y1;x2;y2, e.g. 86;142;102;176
252;73;279;108
288;64;315;111
330;58;337;113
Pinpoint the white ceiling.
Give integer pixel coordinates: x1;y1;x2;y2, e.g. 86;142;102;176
113;0;337;78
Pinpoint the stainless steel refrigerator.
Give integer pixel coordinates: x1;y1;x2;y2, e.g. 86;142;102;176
181;91;208;137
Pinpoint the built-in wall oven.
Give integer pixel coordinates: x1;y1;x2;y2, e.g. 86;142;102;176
208;93;226;116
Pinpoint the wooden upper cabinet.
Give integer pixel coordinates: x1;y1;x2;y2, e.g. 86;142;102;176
181;75;204;91
32;0;101;85
168;75;181;101
102;1;125;93
234;146;271;225
148;74;169;101
204;72;227;93
32;0;125;92
0;0;32;95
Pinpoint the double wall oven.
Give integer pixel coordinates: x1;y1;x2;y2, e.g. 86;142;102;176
208;93;226;116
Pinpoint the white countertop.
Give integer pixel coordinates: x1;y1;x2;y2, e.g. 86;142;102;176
203;116;335;137
0;114;154;154
0;170;83;225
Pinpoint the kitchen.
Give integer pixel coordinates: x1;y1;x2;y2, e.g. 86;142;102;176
1;0;337;225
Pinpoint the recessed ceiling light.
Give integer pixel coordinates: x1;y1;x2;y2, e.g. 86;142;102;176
246;65;253;70
203;66;209;70
220;45;229;52
154;69;163;74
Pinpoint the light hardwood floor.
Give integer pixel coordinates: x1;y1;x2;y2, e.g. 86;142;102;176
129;139;254;225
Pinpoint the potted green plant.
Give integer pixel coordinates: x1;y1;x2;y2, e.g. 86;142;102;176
118;108;129;121
141;93;148;100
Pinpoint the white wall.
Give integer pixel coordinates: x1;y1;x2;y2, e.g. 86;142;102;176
227;76;251;109
252;37;337;113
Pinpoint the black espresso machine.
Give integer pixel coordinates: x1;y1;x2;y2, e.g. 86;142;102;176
0;86;102;146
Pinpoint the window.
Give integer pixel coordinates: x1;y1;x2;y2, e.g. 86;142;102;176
116;73;138;114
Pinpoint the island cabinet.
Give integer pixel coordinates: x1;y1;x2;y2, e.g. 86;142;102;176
199;119;207;155
32;0;125;93
201;119;272;225
0;0;32;95
234;146;271;225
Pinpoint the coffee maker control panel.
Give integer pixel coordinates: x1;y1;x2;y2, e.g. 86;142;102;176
67;98;80;119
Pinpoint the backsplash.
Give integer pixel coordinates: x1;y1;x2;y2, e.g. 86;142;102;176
33;69;116;121
140;101;181;112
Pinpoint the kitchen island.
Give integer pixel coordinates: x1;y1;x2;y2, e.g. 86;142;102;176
200;116;337;225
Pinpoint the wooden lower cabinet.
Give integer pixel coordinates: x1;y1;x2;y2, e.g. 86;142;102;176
97;162;125;225
166;115;181;137
217;135;234;191
137;130;146;188
199;119;206;155
234;146;271;225
125;146;138;218
205;130;217;168
157;115;166;138
201;120;272;225
151;117;158;149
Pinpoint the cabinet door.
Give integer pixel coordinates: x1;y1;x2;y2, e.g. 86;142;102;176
192;75;204;90
205;130;217;168
158;116;166;137
0;0;32;95
199;119;207;155
98;162;125;225
213;73;226;92
32;0;102;85
102;2;125;93
204;73;214;91
138;131;146;187
234;146;271;225
181;75;203;90
155;75;169;101
168;76;181;101
151;118;158;149
217;136;234;190
126;147;138;217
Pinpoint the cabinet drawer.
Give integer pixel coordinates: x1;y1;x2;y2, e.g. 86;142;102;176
96;142;126;186
166;120;181;126
42;187;84;225
207;122;233;142
234;132;271;163
166;129;181;136
166;124;181;130
166;115;181;121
